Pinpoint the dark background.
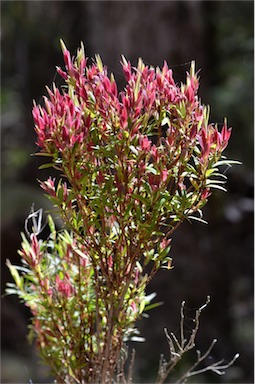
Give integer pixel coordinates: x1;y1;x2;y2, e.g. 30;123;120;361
1;1;253;383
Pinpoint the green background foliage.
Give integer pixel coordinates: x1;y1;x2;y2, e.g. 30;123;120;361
1;1;253;383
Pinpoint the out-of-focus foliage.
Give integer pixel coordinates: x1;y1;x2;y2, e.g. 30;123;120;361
1;1;253;383
207;2;254;166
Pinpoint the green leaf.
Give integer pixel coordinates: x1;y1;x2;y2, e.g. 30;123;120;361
144;301;164;311
130;336;145;342
57;182;64;202
123;202;133;220
161;116;170;127
205;168;217;177
187;216;208;224
6;260;23;290
207;184;227;192
13;265;31;273
48;215;56;234
38;163;56;170
211;172;228;180
161;257;174;270
145;292;157;302
176;100;186;119
139;299;146;314
134;72;141;101
206;179;226;185
146;165;157;175
190;178;199;190
213;159;242;168
144;249;155;264
5;288;19;295
129;145;139;156
132;193;147;205
158;245;171;260
95;54;103;72
33;152;53;157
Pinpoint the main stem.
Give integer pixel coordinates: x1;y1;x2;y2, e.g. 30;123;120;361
100;291;115;383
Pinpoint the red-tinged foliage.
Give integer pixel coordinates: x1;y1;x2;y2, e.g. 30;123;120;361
8;41;236;384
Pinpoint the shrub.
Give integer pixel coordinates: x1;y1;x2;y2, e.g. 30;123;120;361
6;41;239;383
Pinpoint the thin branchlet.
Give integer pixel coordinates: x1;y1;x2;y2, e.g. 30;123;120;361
156;297;239;384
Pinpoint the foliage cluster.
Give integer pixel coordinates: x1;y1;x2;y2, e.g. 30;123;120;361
7;41;237;383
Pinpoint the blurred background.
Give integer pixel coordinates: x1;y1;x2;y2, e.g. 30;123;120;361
1;1;253;383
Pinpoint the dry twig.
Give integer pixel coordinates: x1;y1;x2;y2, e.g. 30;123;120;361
156;296;239;384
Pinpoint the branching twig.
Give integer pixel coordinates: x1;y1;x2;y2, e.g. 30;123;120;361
176;344;239;383
156;296;239;384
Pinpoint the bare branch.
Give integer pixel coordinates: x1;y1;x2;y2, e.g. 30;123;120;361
180;352;240;381
156;296;239;384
